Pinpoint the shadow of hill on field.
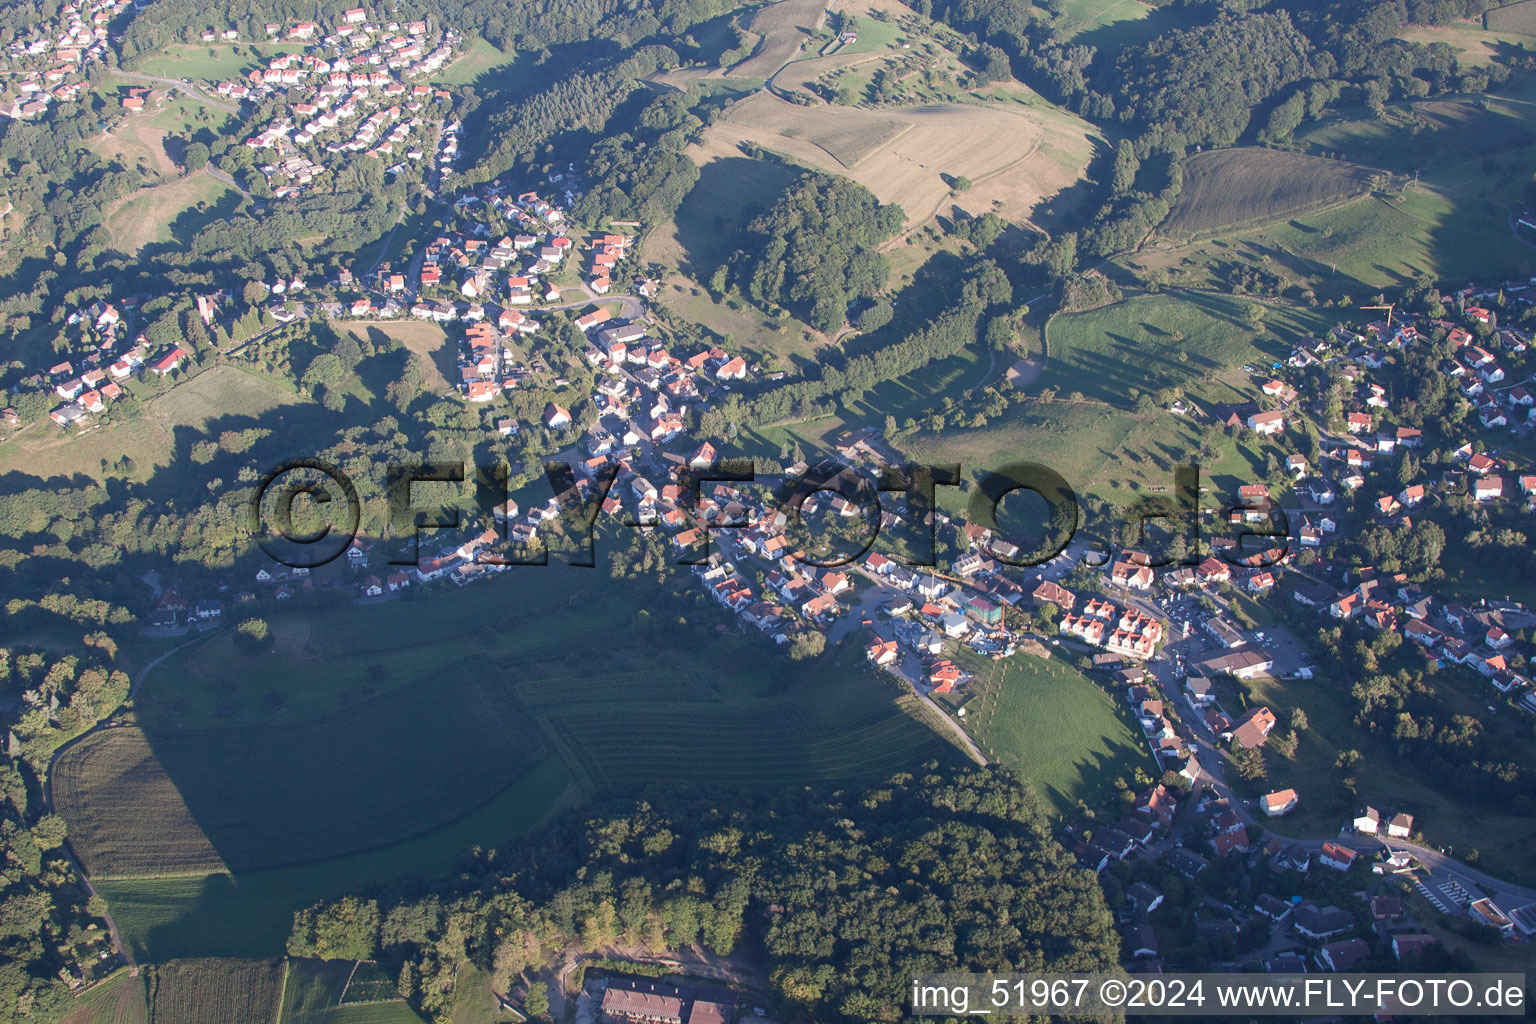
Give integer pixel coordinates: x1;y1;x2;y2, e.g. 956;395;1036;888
669;155;803;285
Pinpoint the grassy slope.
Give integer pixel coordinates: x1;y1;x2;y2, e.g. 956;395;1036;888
1159;148;1374;239
105;172;235;253
137;42;306;83
72;565;961;958
432;36;518;86
1054;0;1150;43
0;364;307;484
1143;79;1536;295
1035;291;1312;407
940;651;1152;813
892;289;1314;507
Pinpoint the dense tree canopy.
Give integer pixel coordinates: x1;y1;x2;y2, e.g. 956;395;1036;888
727;173;903;333
291;765;1118;1023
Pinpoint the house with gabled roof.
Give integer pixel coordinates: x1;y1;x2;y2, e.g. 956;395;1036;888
1262;788;1298;817
1317;841;1357;872
1230;706;1276;749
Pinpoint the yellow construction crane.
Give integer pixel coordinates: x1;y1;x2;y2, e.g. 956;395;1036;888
1360;303;1396;329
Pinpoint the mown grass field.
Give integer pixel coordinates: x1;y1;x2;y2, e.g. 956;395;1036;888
281;959;426;1024
321;1005;430;1024
936;648;1151;812
138;42;306;83
105;172;235;253
142;958;285;1024
1036;291;1306;408
1397;22;1532;64
0;364;306;484
1486;0;1536;34
1054;0;1150;42
1159;148;1375;239
343;322;453;393
281;959;354;1024
449;965;515;1024
432;36;517;85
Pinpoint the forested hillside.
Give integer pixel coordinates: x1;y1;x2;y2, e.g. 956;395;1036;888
725;173;904;333
287;765;1118;1023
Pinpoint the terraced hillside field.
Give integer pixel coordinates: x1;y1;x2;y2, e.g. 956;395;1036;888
56;567;960;885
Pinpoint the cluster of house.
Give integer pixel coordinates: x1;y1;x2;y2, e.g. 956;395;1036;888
1351;805;1415;839
226;13;458;195
1296;567;1536;711
346;190;576;325
864;563;1024;682
1104;785;1470;972
0;0;123;120
434;116;460;181
1270;301;1533;502
596;977;736;1024
575;325;759;436
145;587;225;628
1058;595;1165;661
22;298;207;427
1119;664;1200;775
586;232;629;295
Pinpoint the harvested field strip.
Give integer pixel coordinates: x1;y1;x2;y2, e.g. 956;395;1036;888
730;0;830;78
540;696;949;788
52;729;227;879
55;668;550;877
144;958;285;1024
721;90;910;167
699;96;1092;226
1160;147;1376;239
105;172;234;253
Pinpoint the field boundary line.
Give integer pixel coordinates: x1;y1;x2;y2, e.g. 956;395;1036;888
532;713;599;795
274;959;290;1024
337;958;362;1006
